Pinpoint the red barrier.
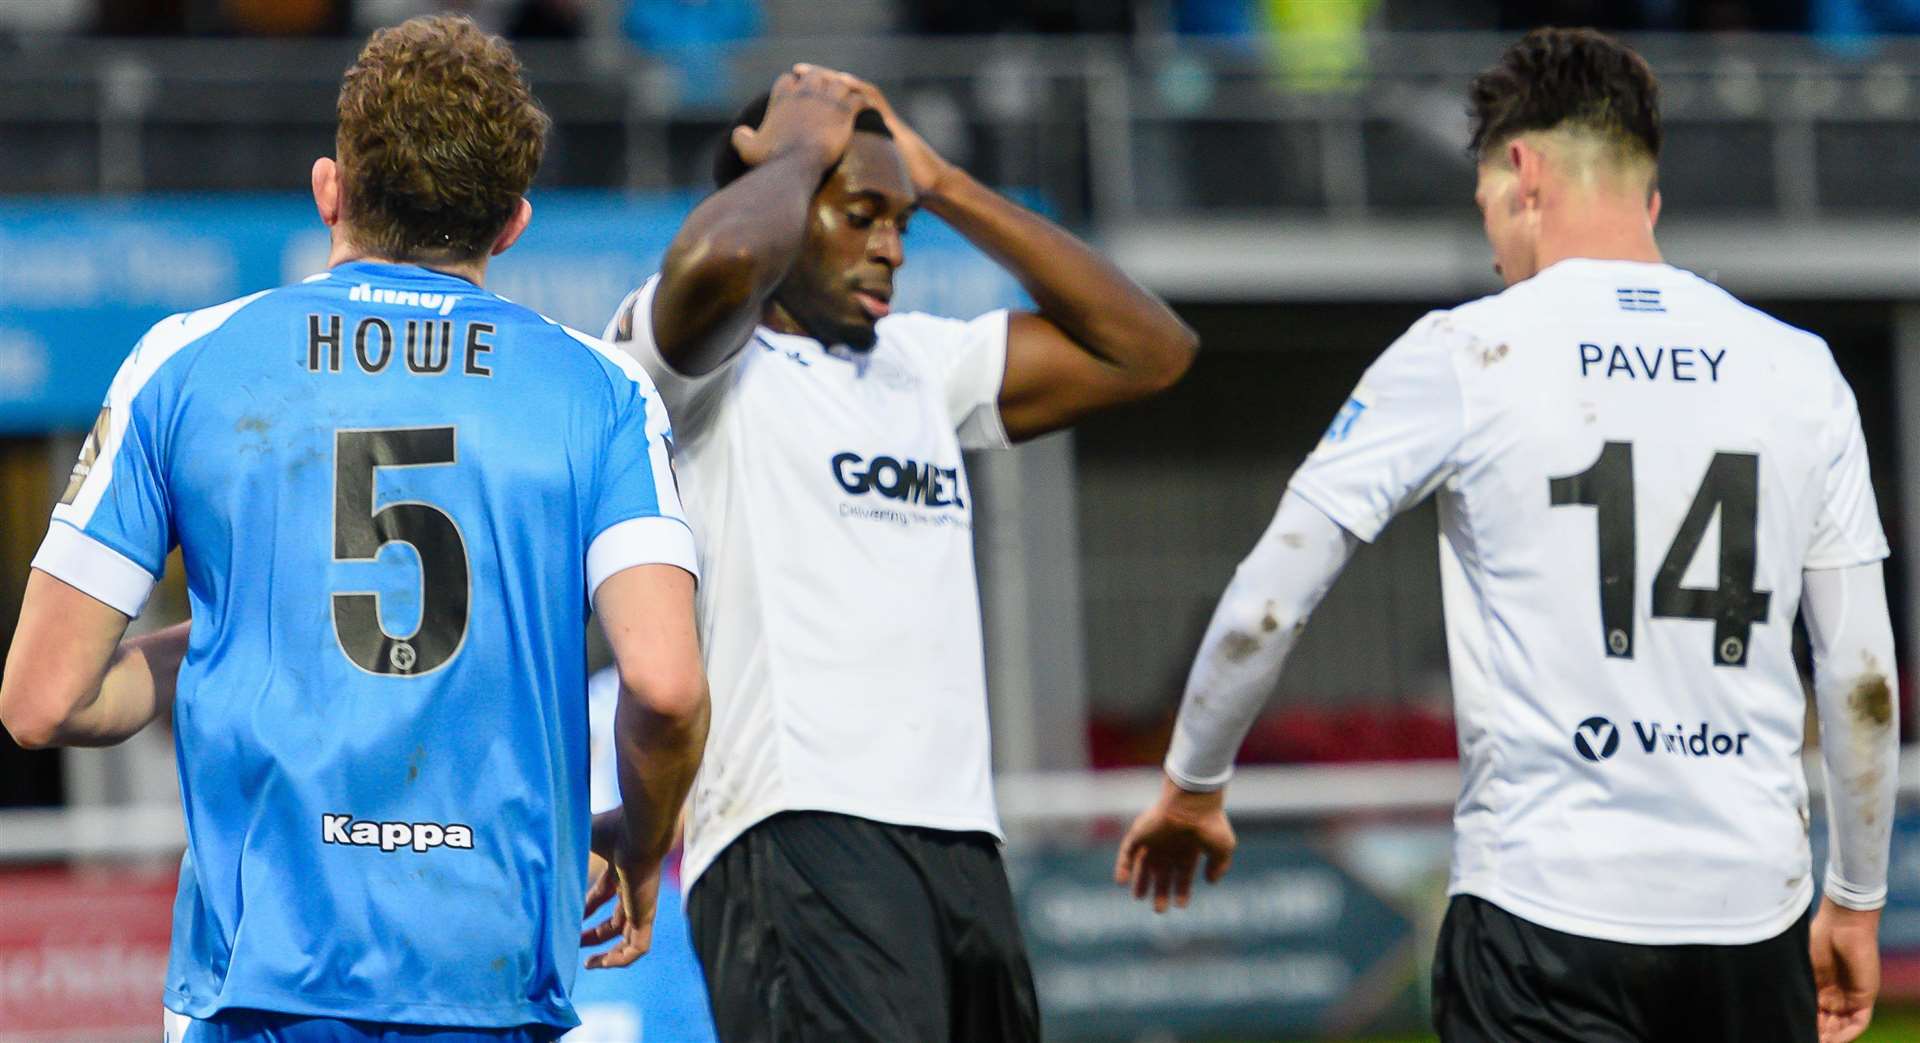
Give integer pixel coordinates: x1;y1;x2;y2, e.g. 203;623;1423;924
0;864;178;1042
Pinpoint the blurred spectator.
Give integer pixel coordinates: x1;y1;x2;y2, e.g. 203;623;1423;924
909;0;1133;34
1174;0;1258;36
1263;0;1379;91
624;0;762;104
223;0;345;35
508;0;584;38
1812;0;1920;42
354;0;516;35
623;0;760;48
96;0;189;35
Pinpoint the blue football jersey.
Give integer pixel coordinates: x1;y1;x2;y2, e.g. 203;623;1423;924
32;261;696;1030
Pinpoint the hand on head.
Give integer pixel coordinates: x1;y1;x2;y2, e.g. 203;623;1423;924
730;64;865;171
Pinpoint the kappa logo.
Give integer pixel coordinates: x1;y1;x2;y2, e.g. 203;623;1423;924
1573;716;1620;762
322;813;474;853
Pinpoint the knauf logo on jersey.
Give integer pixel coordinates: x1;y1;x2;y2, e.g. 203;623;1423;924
1573;717;1751;763
831;452;966;509
322;813;474;852
349;282;460;316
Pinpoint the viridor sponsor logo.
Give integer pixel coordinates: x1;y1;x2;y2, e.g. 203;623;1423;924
323;813;474;852
349;282;460;316
832;452;966;509
1572;716;1751;763
1573;716;1619;762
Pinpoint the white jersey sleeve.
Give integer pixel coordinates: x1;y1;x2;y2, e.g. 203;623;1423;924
878;310;1012;450
1286;313;1469;541
603;275;733;437
1806;365;1889;570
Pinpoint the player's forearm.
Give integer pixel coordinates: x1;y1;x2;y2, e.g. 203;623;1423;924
1165;493;1357;790
922;168;1195;389
655;149;837;373
1804;564;1900;909
612;682;710;865
48;621;190;747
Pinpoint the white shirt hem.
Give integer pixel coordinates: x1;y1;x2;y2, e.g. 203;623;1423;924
1449;878;1815;946
32;522;156;617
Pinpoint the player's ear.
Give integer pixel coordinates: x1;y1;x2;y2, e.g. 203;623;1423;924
1508;138;1542;209
312;158;342;228
491;197;533;257
1647;187;1663;229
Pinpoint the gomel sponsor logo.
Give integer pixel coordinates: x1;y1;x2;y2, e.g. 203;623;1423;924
831;452;966;509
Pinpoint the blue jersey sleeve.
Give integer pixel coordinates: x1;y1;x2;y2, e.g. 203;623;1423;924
574;332;698;595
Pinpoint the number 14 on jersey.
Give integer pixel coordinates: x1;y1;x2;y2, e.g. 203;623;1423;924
1549;441;1772;667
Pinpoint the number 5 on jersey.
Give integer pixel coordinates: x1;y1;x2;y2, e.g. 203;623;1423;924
332;427;471;676
1549;441;1771;667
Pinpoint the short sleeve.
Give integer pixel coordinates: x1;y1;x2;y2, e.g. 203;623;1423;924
603;275;731;437
1805;366;1889;570
1286;313;1469;543
879;309;1011;450
581;342;700;597
33;347;178;617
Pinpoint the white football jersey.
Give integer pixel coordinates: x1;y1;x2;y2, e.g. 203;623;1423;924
1289;259;1888;945
605;276;1011;887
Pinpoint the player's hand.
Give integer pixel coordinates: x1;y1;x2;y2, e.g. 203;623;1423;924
580;809;664;969
1114;775;1236;913
731;64;864;173
1811;897;1882;1043
835;70;960;199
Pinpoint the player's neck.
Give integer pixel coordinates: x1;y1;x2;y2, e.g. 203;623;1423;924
762;300;818;343
1532;192;1663;273
328;240;488;287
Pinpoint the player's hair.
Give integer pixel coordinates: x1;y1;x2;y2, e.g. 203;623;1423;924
334;14;550;263
1468;27;1661;167
711;90;894;189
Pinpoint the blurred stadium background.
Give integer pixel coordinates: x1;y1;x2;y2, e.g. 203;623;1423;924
3;0;1920;1039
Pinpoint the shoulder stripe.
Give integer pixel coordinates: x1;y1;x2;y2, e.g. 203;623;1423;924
59;288;272;526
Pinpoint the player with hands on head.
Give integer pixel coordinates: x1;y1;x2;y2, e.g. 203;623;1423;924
605;61;1195;1043
1118;28;1896;1043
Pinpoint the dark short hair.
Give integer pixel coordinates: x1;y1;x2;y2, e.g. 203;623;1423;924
336;15;549;262
1468;27;1661;165
711;91;894;189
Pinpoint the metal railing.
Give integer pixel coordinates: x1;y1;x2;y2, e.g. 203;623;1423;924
2;33;1918;222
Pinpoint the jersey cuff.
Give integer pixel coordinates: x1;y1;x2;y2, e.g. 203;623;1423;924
1162;756;1229;793
1804;545;1892;572
1283;481;1379;544
1823;868;1888;911
587;516;699;597
31;522;157;618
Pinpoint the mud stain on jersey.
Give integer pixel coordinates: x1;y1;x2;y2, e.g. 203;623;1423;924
1279;532;1306;549
1221;631;1262;662
1850;674;1893;730
1478;343;1511;368
1261;602;1281;632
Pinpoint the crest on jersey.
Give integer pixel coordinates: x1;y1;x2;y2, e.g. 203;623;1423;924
59;406;111;506
1573;716;1619;762
1322;396;1368;444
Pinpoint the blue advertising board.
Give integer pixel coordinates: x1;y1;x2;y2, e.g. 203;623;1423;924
0;192;1028;433
1010;833;1426;1041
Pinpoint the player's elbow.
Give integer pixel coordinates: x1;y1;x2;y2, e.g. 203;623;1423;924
1120;320;1199;398
0;689;64;750
619;663;710;729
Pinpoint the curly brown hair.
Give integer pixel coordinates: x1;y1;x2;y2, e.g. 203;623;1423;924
334;14;549;263
1468;28;1661;166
